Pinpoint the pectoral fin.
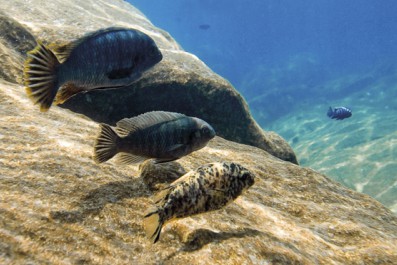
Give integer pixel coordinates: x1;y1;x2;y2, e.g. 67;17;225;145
152;144;186;164
207;189;227;197
166;144;185;152
154;186;173;203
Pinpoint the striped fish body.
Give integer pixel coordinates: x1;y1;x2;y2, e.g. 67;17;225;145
93;111;216;165
119;117;204;159
58;28;162;89
144;162;255;243
327;106;352;120
23;27;162;111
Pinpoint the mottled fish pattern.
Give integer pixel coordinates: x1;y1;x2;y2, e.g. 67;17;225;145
327;106;352;120
144;162;255;243
93;111;216;165
23;27;162;111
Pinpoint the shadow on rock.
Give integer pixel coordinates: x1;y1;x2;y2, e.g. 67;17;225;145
181;227;263;252
50;179;148;223
139;160;187;191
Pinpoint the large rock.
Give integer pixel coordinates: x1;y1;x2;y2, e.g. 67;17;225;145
1;80;397;264
0;0;297;164
1;1;397;264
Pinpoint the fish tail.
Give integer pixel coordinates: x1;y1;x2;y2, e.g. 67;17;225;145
327;106;334;118
93;124;119;163
23;41;61;112
143;209;164;243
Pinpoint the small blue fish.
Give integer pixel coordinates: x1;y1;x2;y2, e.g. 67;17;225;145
327;106;352;120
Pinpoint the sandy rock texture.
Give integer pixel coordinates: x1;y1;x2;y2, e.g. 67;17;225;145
0;0;297;164
1;1;397;264
1;80;397;264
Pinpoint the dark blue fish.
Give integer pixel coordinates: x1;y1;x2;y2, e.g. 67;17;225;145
94;111;216;165
24;27;162;112
327;106;352;120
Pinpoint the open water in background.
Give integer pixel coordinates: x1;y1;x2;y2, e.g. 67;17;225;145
129;1;397;120
128;1;397;212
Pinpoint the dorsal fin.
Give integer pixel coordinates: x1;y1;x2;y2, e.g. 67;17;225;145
46;42;68;63
154;187;172;204
115;111;186;136
154;170;195;203
50;27;135;63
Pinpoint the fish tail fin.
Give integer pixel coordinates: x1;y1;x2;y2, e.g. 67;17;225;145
23;41;61;112
327;106;334;118
93;124;119;163
144;209;164;243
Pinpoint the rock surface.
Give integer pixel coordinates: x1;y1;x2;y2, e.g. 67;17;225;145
1;80;397;264
1;1;397;264
0;0;297;164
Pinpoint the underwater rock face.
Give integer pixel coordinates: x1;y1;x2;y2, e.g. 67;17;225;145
1;1;397;264
1;80;397;264
0;11;36;83
0;0;297;164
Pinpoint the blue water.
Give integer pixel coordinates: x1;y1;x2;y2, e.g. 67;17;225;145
128;1;397;125
127;2;397;212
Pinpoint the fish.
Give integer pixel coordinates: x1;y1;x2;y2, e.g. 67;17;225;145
198;24;211;30
93;111;216;165
143;162;255;243
327;106;352;120
23;27;163;112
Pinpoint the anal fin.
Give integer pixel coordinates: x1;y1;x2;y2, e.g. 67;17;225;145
54;83;85;105
154;186;173;203
116;152;148;165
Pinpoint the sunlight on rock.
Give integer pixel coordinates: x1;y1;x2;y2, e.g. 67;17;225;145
0;0;396;264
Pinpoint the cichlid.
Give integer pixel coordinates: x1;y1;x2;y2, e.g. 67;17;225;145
143;162;255;243
23;27;162;112
327;106;352;120
93;111;216;165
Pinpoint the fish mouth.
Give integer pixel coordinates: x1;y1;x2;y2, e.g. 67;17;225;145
207;123;216;139
209;129;216;139
154;49;163;63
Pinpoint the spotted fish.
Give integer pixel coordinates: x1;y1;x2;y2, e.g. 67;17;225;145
23;27;162;112
144;162;255;243
94;111;216;165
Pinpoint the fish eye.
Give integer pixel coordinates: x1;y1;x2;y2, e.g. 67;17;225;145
201;126;210;135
